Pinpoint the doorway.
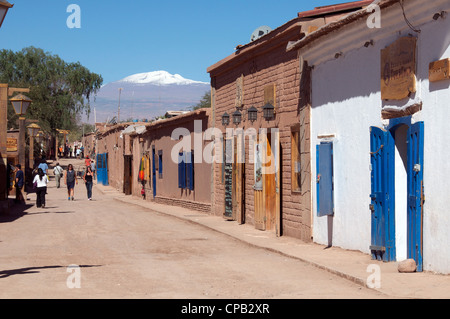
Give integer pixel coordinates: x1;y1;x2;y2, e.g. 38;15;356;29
124;155;132;195
254;131;281;235
370;121;424;271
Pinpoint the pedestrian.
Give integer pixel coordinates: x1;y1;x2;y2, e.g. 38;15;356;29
90;160;96;179
14;164;24;203
53;162;64;188
38;158;49;175
65;163;78;201
85;155;92;168
33;168;49;208
83;166;94;200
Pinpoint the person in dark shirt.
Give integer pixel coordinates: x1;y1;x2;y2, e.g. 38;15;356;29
15;164;24;203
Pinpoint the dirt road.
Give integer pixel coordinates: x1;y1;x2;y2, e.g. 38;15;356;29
0;158;386;299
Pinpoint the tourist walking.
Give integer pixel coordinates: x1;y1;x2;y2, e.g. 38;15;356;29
33;168;49;208
53;162;64;188
38;158;49;176
14;164;24;203
65;163;78;201
83;166;94;200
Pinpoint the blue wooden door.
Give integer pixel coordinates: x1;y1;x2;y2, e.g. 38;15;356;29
103;153;109;186
370;127;395;261
316;142;334;217
152;147;156;198
96;153;108;186
96;153;102;184
407;122;424;272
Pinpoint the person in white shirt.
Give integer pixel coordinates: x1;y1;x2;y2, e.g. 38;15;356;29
33;168;49;208
53;162;64;188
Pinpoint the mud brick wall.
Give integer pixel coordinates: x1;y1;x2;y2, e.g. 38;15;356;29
209;23;312;241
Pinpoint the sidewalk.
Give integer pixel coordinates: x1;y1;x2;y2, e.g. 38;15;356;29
95;183;450;299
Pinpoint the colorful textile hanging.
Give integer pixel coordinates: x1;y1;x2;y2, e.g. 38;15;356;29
138;156;145;182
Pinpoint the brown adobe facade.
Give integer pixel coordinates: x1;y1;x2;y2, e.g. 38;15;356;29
207;1;372;241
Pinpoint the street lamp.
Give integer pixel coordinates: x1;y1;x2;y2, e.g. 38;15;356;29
10;94;32;187
0;0;13;29
10;94;32;115
247;106;258;123
27;123;40;169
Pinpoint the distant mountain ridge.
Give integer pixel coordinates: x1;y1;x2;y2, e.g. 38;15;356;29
118;70;208;86
88;70;210;123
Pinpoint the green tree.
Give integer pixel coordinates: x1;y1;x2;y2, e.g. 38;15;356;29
0;46;103;135
192;91;211;110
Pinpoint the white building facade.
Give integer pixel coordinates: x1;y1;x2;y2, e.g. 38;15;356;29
289;0;450;273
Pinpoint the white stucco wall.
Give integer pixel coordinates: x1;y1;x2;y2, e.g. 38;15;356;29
302;0;450;273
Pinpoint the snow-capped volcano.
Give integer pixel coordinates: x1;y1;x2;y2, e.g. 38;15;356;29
118;70;208;86
88;70;210;123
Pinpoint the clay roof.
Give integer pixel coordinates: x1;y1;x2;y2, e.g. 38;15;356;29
297;0;374;19
287;0;398;52
0;0;13;8
207;0;374;75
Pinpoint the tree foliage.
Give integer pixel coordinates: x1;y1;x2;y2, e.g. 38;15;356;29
192;91;211;110
0;46;103;135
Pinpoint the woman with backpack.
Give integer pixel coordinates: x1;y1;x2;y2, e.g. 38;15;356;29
33;168;49;208
65;163;78;201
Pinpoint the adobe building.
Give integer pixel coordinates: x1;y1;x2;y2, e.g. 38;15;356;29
96;122;129;191
127;109;212;212
287;0;450;273
207;1;372;241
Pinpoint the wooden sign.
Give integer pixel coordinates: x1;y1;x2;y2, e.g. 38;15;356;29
224;138;233;219
7;138;17;152
235;75;243;108
381;37;417;100
429;58;450;82
264;84;276;107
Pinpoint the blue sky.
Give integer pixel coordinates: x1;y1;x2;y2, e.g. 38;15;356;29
1;0;349;84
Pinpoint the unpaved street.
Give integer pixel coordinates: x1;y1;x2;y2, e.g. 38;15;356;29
0;160;385;299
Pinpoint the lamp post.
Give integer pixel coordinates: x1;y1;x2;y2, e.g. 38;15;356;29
27;123;40;170
10;94;32;186
0;85;29;208
0;0;13;29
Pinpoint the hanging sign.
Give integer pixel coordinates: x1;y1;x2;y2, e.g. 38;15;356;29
381;37;417;100
7;138;17;152
429;58;450;82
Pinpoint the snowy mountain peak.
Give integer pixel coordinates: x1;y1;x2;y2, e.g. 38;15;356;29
118;70;208;86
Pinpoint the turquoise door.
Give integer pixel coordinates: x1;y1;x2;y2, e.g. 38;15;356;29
407;122;424;272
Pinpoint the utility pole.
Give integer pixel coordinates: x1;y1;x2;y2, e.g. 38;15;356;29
118;88;123;123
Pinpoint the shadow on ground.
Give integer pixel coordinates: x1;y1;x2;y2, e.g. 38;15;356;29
0;265;102;279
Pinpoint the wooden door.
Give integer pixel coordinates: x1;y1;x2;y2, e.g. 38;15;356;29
263;132;277;231
234;134;245;224
124;155;132;195
254;140;265;230
369;126;395;262
407;121;424;272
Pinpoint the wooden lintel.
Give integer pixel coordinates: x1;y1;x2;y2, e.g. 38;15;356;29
381;102;422;120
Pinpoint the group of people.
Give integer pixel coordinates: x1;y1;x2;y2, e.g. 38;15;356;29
19;156;96;208
57;143;85;159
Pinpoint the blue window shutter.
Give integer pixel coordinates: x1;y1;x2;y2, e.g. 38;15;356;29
187;152;194;190
317;142;333;217
158;150;163;178
178;152;185;188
